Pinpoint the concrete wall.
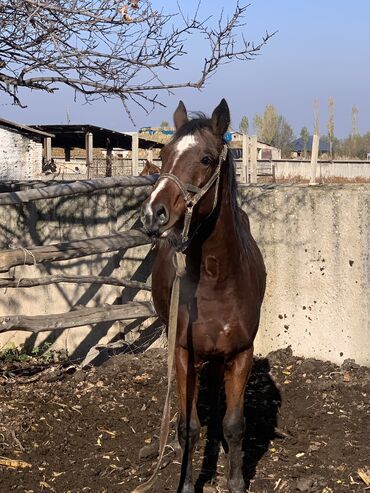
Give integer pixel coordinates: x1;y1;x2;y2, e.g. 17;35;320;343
273;160;370;180
0;183;369;366
0;126;43;180
240;184;369;366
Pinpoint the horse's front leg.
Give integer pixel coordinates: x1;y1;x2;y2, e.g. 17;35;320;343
175;346;200;493
223;347;253;493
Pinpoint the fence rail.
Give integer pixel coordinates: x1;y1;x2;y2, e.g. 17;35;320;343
0;175;157;205
0;230;150;273
0;301;156;333
0;275;151;291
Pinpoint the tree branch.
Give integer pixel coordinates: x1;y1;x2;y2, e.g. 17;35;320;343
0;0;275;111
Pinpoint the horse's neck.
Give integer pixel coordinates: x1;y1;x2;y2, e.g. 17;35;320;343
195;168;240;255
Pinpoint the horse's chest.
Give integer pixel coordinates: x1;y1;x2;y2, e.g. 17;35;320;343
188;319;248;358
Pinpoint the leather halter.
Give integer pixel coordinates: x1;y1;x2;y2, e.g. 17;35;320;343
155;144;228;252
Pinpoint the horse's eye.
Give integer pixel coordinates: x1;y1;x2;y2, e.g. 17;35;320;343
201;156;213;165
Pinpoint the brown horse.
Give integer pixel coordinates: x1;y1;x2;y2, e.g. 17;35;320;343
141;99;266;493
140;159;161;176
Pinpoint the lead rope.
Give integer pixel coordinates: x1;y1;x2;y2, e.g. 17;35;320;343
131;251;186;493
131;145;227;492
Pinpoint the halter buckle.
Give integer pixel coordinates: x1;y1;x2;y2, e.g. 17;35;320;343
185;200;195;212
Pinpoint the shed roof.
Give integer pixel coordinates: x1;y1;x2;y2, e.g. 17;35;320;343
0;117;54;138
31;124;164;150
292;136;330;153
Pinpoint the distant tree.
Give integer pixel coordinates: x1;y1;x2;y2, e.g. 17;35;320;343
327;97;335;158
275;116;294;157
239;116;249;134
334;130;370;160
300;126;310;158
352;106;359;138
160;120;169;128
313;98;320;135
253;104;279;144
253;104;294;157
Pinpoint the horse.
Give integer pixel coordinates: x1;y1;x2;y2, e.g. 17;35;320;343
140;99;266;493
140;159;161;176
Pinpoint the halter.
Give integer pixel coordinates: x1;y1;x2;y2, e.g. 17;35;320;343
155;143;228;252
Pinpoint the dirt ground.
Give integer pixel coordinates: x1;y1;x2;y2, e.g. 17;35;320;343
0;347;369;493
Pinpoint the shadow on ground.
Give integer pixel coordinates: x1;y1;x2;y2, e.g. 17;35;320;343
195;357;281;492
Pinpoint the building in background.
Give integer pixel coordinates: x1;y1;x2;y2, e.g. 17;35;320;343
229;134;281;160
291;136;330;159
0;117;54;180
32;124;163;179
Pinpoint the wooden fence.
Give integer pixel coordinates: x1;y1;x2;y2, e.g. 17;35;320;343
0;176;158;339
48;136;275;184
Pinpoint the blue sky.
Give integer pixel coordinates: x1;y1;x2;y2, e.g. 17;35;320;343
1;0;369;137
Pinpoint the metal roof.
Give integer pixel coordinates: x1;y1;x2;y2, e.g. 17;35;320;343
0;117;54;138
31;124;164;150
292;136;330;153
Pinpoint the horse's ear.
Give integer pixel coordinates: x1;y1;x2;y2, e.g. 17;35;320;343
211;99;230;137
173;101;188;130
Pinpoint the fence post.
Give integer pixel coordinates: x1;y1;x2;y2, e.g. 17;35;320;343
43;137;52;162
272;162;276;183
310;133;320;184
250;135;258;183
132;132;139;176
147;148;154;163
85;132;93;179
106;147;113;177
241;134;248;183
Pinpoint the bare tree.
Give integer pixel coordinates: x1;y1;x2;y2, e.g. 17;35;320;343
327;97;335;158
351;105;359;138
313;98;320;136
300;126;310;159
0;1;274;113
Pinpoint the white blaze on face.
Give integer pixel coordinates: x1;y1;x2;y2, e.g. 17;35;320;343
147;177;170;214
170;134;197;171
146;135;197;216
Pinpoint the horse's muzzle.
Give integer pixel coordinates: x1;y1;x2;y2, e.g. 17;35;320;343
141;202;169;236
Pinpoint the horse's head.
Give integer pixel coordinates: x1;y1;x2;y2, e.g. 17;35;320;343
140;160;161;176
141;99;230;244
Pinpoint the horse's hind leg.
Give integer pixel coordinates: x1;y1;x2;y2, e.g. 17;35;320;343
176;347;200;493
223;347;253;493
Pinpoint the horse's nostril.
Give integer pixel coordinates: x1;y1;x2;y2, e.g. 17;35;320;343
155;203;169;226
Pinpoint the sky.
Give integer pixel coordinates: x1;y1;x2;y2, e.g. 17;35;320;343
1;0;369;138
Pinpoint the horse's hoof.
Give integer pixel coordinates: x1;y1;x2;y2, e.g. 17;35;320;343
228;477;246;493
